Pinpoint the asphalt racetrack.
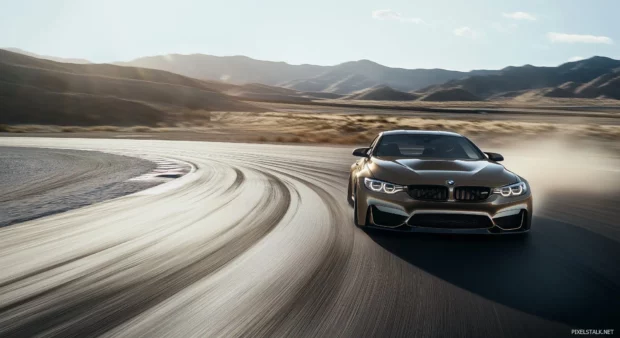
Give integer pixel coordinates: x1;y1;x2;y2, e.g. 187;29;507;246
0;137;618;337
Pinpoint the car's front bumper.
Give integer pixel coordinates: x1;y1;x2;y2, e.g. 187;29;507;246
363;224;530;235
356;186;533;234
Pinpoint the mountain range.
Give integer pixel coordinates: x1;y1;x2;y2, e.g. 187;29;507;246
420;56;620;100
3;48;620;103
115;54;499;94
112;52;620;101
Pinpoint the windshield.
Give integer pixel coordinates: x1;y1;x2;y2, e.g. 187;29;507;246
374;134;485;160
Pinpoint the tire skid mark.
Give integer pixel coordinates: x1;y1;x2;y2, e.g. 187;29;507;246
224;156;355;337
0;154;292;338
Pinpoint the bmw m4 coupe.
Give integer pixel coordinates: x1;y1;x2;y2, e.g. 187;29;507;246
348;130;532;234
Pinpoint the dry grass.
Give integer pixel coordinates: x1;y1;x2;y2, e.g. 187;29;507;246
318;98;620;109
87;125;122;132
3;112;619;145
209;112;620;144
130;126;153;132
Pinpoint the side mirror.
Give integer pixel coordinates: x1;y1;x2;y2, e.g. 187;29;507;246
485;152;504;162
352;147;370;157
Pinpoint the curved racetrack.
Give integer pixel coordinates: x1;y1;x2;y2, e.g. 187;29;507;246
0;137;618;337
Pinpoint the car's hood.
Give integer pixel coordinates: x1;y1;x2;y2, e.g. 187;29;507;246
368;157;518;187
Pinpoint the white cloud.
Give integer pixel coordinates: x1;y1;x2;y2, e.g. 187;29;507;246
372;9;424;24
568;56;585;62
453;26;481;39
502;12;536;21
547;32;613;44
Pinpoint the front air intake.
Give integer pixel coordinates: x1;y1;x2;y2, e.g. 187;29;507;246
408;214;494;229
370;206;408;227
493;210;525;230
407;185;449;201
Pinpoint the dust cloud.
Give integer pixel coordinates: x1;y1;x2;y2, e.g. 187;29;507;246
484;137;620;213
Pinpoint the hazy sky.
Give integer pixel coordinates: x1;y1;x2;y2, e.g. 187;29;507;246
1;0;618;70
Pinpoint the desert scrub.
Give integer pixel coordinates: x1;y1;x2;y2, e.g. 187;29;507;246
87;125;121;132
61;126;82;133
130;126;153;132
312;135;331;143
338;123;366;133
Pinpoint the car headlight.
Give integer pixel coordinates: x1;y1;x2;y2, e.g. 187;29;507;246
364;177;405;194
492;182;527;197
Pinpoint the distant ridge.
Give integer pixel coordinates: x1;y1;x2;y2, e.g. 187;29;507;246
3;47;92;64
420;56;620;100
419;88;481;102
344;86;419;101
115;53;324;87
284;70;380;94
114;53;500;93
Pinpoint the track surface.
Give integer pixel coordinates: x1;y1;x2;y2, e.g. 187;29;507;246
0;146;158;227
0;137;618;337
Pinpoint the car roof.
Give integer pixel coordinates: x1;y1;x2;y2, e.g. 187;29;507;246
380;130;463;137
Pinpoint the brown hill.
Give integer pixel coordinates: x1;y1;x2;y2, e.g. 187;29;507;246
223;83;314;103
283;70;380;94
1;83;164;126
0;50;262;126
301;92;344;99
419;88;481;101
343;86;419;101
1;49;233;92
558;81;581;91
541;87;577;98
575;71;620;99
502;88;577;101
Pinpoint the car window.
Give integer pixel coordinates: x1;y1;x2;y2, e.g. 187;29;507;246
375;134;485;160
